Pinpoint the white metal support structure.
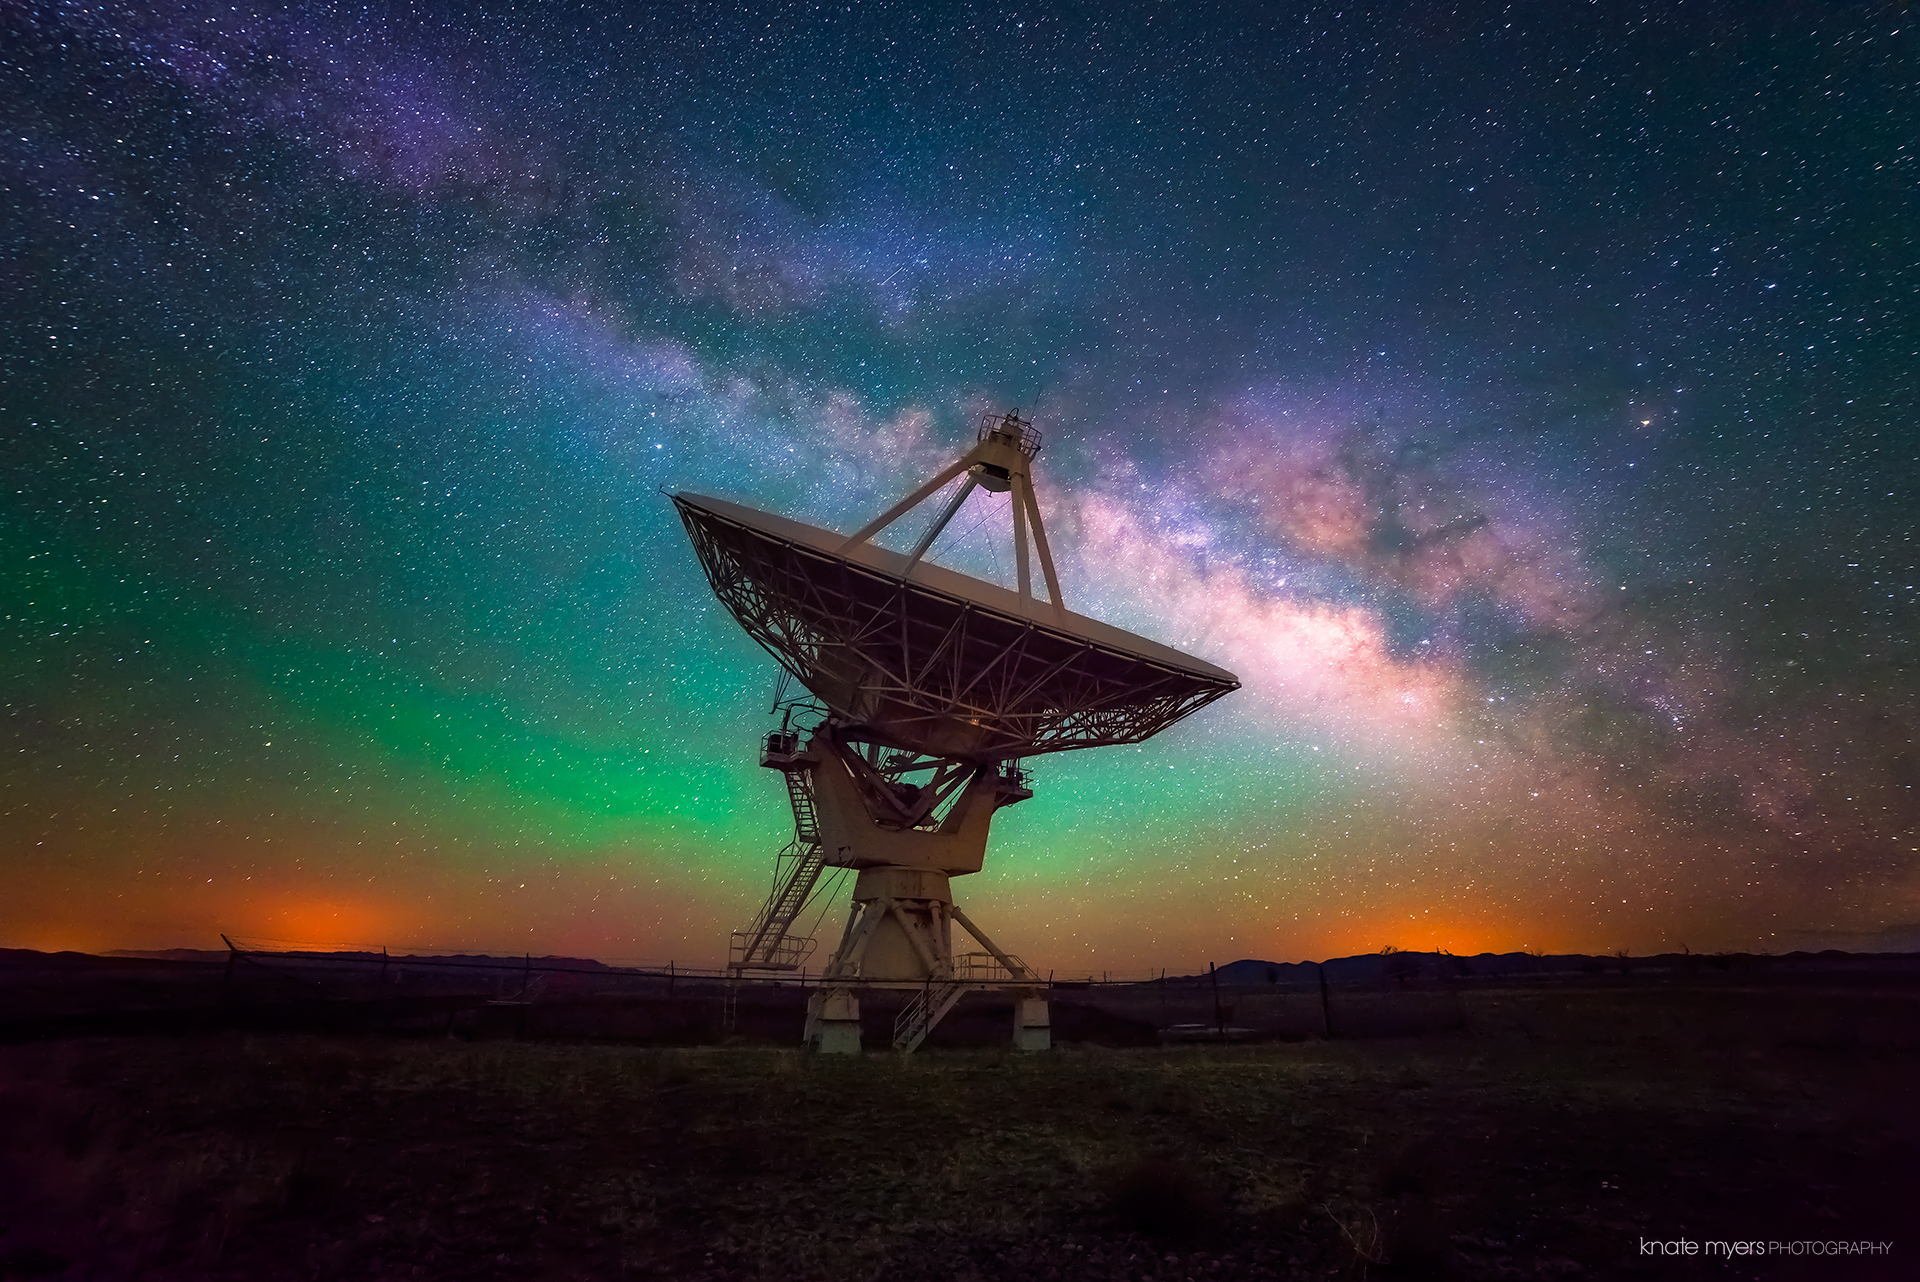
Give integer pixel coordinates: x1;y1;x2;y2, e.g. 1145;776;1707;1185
839;411;1066;618
791;723;1046;1054
673;408;1239;1055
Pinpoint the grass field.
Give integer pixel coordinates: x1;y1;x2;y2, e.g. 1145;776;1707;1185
1;982;1914;1280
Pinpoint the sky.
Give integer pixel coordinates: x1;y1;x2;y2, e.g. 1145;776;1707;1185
3;0;1914;968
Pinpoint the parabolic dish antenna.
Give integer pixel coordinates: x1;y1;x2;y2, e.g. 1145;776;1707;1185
673;410;1238;1053
671;493;1236;761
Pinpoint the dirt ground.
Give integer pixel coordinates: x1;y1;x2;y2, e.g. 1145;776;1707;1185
1;982;1915;1281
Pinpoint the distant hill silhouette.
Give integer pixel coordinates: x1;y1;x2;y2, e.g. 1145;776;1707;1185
1177;949;1920;985
1;944;1894;982
99;947;616;971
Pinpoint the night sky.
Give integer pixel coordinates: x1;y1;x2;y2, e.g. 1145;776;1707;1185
4;1;1914;967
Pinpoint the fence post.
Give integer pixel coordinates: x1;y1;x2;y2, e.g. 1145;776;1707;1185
1317;960;1334;1039
668;960;676;995
1210;961;1224;1041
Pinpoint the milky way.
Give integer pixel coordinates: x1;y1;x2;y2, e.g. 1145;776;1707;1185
3;0;1914;966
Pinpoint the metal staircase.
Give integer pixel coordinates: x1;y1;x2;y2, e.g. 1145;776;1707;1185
782;769;819;843
730;839;824;969
729;729;829;973
892;977;972;1053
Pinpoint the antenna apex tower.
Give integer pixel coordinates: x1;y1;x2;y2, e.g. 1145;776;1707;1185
969;409;1040;491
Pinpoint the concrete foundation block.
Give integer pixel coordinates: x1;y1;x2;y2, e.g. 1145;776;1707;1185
806;989;863;1055
1013;995;1051;1052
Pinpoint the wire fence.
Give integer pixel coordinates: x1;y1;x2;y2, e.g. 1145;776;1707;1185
7;936;1897;1048
195;937;1481;1045
215;938;1340;992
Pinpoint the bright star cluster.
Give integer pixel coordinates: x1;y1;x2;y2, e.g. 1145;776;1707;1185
2;1;1913;967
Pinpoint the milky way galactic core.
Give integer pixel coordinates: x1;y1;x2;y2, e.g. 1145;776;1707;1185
3;1;1913;965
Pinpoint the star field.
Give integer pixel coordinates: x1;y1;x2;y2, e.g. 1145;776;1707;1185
2;0;1914;966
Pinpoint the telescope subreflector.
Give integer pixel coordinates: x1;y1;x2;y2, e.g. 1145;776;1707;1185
673;410;1239;1053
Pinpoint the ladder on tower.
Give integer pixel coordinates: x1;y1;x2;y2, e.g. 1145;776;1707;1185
892;977;972;1054
731;839;824;968
730;733;829;972
783;769;819;843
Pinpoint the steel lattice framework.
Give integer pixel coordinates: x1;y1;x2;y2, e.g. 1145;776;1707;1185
675;493;1237;762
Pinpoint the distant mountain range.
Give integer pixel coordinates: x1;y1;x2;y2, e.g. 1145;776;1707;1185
1176;949;1920;985
93;947;619;970
0;944;1892;981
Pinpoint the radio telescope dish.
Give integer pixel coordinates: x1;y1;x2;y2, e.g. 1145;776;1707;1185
672;410;1238;1054
673;491;1236;761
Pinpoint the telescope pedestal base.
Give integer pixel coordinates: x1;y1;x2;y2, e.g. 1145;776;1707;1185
1013;994;1051;1052
803;988;863;1055
802;988;1052;1055
801;864;1045;1055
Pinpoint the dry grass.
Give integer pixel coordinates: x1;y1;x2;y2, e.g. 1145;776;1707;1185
1;982;1916;1280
